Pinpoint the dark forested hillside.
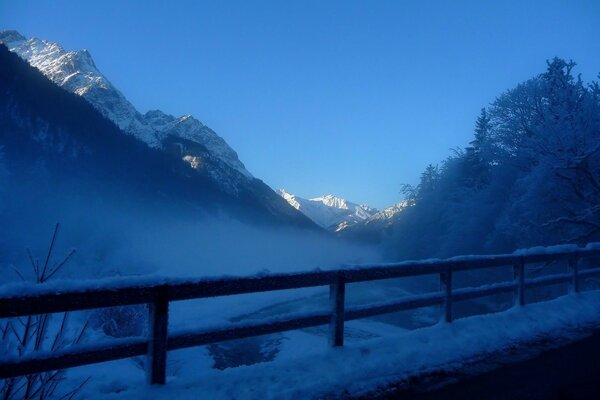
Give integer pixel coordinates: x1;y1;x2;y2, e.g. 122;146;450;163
0;44;317;230
385;58;600;260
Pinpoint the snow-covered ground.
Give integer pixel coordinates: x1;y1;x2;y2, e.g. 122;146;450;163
66;290;600;400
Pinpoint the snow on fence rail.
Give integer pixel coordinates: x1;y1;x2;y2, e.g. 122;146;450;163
2;244;600;384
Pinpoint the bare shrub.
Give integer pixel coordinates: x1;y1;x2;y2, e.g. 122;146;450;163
1;224;89;400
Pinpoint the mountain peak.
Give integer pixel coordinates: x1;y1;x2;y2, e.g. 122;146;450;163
3;30;252;178
278;190;378;230
0;40;315;230
72;48;97;69
310;194;350;210
277;188;293;198
0;30;26;44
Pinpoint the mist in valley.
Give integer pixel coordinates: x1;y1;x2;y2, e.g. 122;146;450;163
0;174;382;284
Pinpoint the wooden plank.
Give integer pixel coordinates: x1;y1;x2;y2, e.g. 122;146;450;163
0;287;158;319
452;281;517;302
569;256;579;293
513;258;525;306
148;285;169;385
345;292;445;321
346;246;600;280
341;248;600;284
0;339;148;379
578;267;600;279
525;273;572;289
440;270;452;322
169;270;337;301
342;262;452;283
342;258;508;283
168;312;331;351
329;274;345;347
521;252;573;264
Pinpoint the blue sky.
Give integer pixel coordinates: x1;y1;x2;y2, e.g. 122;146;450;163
2;0;599;209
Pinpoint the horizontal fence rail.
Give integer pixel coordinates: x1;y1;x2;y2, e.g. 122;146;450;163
1;244;600;383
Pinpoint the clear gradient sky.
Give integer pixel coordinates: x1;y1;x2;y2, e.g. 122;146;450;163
1;0;599;209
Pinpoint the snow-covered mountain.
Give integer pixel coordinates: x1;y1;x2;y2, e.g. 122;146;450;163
366;202;408;223
277;189;408;239
0;30;250;178
335;201;409;242
277;189;377;230
0;30;318;229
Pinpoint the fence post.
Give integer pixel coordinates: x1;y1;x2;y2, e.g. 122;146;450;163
440;268;452;322
329;272;345;347
513;257;525;307
569;256;580;293
148;285;169;384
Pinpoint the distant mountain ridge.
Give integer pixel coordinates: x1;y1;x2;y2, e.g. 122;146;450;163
277;189;378;230
332;201;409;243
277;188;409;242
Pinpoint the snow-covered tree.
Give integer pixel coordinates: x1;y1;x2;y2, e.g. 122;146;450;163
417;164;440;199
386;58;600;260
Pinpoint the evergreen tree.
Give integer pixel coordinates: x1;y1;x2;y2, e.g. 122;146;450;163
463;109;492;188
417;164;440;199
471;108;491;154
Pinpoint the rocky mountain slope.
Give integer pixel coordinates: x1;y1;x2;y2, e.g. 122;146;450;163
277;187;409;242
0;30;249;178
332;202;408;243
0;34;316;229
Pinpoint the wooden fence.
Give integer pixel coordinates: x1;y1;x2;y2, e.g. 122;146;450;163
1;244;600;384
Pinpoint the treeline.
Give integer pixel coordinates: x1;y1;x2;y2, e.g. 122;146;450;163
386;58;600;260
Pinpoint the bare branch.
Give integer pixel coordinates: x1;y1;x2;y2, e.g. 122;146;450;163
9;266;26;281
26;248;38;278
34;314;51;351
41;223;60;281
45;249;76;281
58;377;90;400
74;319;89;345
51;313;69;352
